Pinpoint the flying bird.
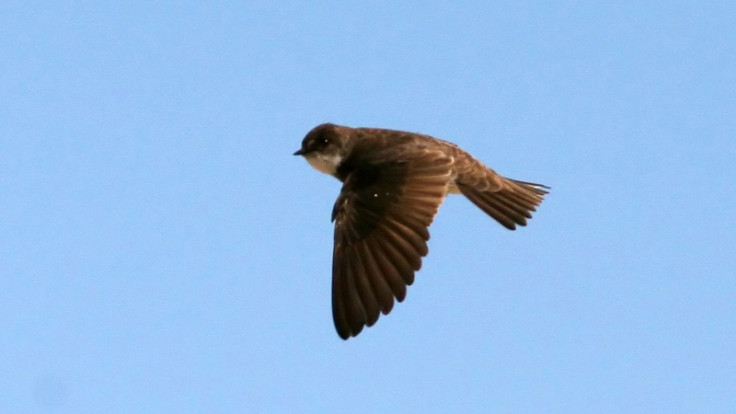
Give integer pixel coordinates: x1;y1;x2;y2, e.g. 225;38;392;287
294;123;549;339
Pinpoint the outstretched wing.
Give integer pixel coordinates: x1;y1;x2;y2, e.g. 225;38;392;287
331;149;452;339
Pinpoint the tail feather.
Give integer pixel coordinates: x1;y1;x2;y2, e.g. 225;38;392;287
457;179;549;230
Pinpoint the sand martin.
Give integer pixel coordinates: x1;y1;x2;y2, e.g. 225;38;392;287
294;123;549;339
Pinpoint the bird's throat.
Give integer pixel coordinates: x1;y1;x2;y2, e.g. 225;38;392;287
306;153;343;176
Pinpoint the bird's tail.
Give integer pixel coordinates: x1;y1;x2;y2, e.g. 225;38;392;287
457;178;549;230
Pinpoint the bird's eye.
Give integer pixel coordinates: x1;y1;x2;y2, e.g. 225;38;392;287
314;137;329;149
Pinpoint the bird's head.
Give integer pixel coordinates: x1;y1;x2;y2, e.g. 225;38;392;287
293;123;349;176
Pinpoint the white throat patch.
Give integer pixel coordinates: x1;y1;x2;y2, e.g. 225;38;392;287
305;153;343;176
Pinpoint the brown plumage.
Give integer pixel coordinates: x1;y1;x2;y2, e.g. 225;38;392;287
294;123;548;339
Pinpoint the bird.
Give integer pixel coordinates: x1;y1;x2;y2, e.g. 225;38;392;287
294;123;549;339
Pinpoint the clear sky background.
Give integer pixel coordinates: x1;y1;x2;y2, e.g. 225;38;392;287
2;1;735;413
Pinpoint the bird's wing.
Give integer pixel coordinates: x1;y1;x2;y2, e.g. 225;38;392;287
331;149;452;339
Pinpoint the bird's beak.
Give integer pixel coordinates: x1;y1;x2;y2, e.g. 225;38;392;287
293;148;305;156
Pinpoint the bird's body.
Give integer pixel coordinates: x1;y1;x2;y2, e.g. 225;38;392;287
295;123;548;339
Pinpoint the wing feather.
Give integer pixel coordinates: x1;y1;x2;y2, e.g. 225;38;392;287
331;148;451;339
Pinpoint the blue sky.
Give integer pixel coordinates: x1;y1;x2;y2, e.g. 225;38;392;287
2;1;735;413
